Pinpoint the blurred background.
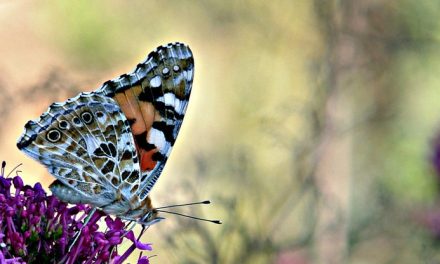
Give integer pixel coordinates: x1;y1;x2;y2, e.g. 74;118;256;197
1;1;440;263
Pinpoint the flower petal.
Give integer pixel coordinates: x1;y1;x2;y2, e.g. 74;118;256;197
126;231;153;250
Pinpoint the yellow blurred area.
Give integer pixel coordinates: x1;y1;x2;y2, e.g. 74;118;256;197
2;1;440;263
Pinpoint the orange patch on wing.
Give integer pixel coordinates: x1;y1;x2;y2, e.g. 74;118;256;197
124;88;147;135
112;86;169;173
113;86;147;135
139;101;155;131
140;149;158;171
114;93;135;119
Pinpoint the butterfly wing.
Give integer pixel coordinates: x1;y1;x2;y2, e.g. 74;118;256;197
98;42;194;200
17;43;193;220
17;93;141;210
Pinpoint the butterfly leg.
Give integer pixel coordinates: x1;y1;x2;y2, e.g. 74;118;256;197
126;220;137;232
68;207;97;251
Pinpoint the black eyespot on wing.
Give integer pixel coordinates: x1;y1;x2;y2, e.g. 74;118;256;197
58;120;70;130
73;116;81;125
46;129;61;143
81;111;94;124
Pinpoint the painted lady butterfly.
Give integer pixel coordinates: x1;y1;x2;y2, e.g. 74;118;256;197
17;43;193;225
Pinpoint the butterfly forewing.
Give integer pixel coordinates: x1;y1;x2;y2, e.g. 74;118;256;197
98;43;194;200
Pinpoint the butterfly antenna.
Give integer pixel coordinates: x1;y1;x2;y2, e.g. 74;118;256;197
1;161;5;176
155;209;222;224
155;200;211;209
7;163;22;177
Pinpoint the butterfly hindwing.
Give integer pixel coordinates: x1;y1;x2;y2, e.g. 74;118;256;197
17;93;141;207
98;42;194;200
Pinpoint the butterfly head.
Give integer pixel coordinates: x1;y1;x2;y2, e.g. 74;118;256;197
115;195;165;226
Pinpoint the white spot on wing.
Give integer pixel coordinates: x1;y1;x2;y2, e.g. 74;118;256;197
157;93;185;115
150;76;162;88
149;128;166;150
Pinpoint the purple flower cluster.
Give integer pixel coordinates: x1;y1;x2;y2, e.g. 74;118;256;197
0;163;152;264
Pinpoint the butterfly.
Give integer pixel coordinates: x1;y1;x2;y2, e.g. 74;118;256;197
16;43;194;225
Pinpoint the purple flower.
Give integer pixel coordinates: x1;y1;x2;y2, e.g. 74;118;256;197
138;256;151;264
126;231;153;251
0;162;153;263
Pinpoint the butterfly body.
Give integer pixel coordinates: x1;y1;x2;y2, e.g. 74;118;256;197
17;43;194;225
